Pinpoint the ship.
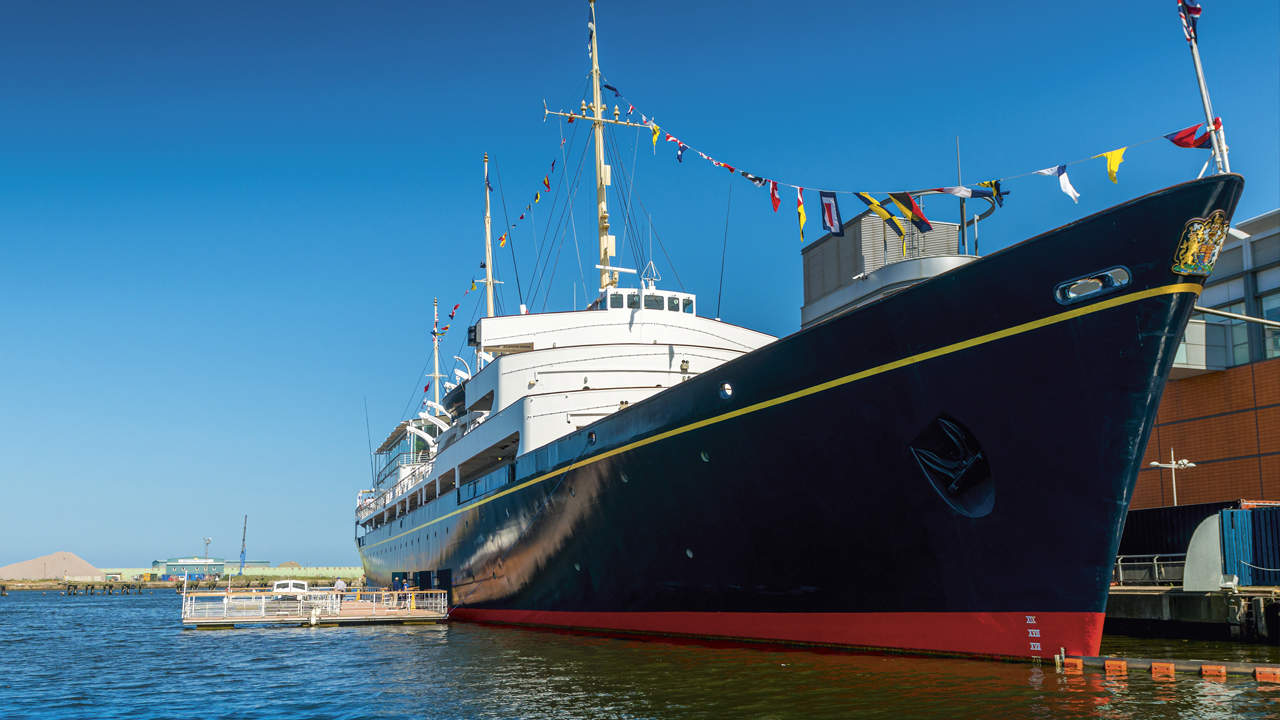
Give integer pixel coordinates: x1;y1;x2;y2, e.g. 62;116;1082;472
354;1;1244;659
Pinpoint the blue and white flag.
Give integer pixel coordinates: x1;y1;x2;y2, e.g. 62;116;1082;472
819;191;843;236
1035;164;1080;204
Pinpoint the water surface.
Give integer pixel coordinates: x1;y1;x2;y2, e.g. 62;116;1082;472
2;591;1277;718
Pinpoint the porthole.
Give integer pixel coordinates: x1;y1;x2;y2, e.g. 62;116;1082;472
685;549;694;559
719;383;733;400
620;472;629;484
588;431;597;445
700;450;711;463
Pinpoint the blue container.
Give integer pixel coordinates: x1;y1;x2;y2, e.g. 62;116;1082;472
1220;509;1254;585
1119;501;1235;555
1248;507;1280;586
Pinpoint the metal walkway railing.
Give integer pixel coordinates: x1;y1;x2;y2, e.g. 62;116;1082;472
181;588;449;624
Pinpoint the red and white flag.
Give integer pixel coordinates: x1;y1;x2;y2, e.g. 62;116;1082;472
819;191;843;236
769;181;781;212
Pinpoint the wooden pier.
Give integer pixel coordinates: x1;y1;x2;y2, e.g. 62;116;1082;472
181;588;449;629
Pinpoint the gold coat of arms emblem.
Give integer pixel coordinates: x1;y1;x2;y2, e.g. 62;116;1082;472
1172;209;1229;276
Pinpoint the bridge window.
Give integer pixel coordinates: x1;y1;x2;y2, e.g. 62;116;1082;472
644;294;664;310
627;294;640;309
667;296;680;311
682;298;694;313
610;293;624;309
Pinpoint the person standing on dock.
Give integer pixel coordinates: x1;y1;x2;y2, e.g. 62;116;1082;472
333;577;347;609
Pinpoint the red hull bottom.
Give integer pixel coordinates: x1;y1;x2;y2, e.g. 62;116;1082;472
449;609;1104;660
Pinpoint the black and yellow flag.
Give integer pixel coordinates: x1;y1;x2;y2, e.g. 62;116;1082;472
855;192;905;239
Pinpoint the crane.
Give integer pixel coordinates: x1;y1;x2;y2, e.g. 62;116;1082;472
238;515;248;576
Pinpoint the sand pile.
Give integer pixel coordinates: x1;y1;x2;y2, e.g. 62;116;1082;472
0;551;103;580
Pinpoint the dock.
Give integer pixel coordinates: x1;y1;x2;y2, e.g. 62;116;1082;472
181;588;449;629
1107;585;1280;642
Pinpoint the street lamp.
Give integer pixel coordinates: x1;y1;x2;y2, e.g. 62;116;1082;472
1150;448;1197;506
203;536;212;560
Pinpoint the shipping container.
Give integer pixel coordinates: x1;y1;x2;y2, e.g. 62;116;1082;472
1118;501;1237;556
1221;507;1280;586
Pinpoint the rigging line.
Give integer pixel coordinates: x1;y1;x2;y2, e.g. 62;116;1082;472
398;352;434;423
604;131;647;276
530;138;591;311
519;121;584;306
559;121;587;303
525;133;577;300
978;134;1167;184
611;126;647;275
716;177;733;319
493;166;524;306
609;130;647;273
533;179;582;311
634;195;686;291
363;397;375;482
619;89;1186;194
529;132;568;268
446;293;484;385
606;125;643;276
528;138;591;304
525;74;590;282
539;216;573;313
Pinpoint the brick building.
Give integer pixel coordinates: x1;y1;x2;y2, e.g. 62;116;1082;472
1133;208;1280;509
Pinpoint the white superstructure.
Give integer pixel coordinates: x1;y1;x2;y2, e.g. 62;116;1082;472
356;282;773;538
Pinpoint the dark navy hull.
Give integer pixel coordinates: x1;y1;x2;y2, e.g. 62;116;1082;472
359;175;1243;659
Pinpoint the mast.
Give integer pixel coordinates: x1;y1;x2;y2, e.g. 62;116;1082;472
546;2;647;289
589;0;615;290
955;137;966;254
237;515;247;576
483;153;496;317
1185;25;1229;173
431;298;442;407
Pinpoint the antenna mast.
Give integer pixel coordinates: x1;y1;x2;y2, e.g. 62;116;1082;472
483;153;496;316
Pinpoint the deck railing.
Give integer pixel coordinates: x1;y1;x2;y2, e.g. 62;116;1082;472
1113;554;1186;586
180;588;449;622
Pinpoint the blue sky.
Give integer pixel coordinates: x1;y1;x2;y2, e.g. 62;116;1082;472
1;2;1276;568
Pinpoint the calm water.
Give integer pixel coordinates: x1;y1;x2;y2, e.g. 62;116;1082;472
2;591;1279;719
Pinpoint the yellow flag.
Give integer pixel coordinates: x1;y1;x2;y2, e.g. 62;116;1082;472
499;233;507;248
796;187;806;243
1093;147;1127;183
651;124;660;149
534;191;541;204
